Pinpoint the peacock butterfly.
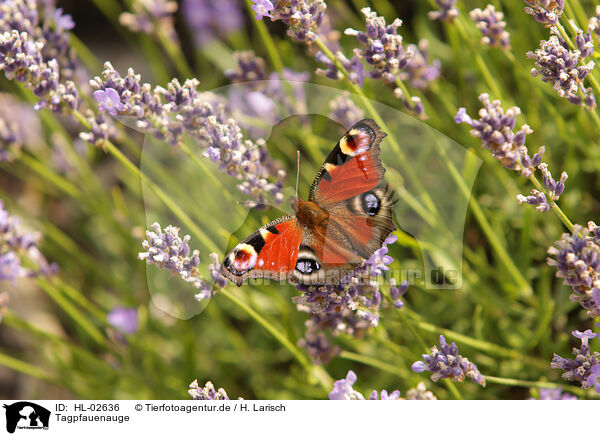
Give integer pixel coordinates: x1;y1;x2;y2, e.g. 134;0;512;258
221;119;396;286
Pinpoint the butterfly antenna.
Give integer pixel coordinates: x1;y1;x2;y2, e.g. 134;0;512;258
295;150;301;199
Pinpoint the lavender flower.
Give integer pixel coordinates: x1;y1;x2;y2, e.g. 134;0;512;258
344;8;411;84
405;382;438;400
295;250;407;363
590;6;600;37
526;27;596;110
523;1;564;26
188;380;242;400
530;388;577;400
297;323;340;365
120;0;179;42
330;371;433;400
251;0;274;20
138;222;210;290
0;0;78;80
368;389;401;400
315;51;364;86
225;51;267;84
195;253;227;301
0;30;79;112
93;88;126;116
400;40;441;90
90;62;285;206
328;92;364;127
366;234;396;276
343;7;434;117
455;94;533;173
412;335;486;386
428;0;459;23
551;329;600;391
107;307;139;335
78;111;119;148
0;200;57;285
329;371;365;400
469;5;510;49
259;0;327;43
182;0;243;47
547;222;600;318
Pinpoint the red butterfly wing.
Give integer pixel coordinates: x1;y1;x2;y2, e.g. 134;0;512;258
309;119;387;205
221;216;303;286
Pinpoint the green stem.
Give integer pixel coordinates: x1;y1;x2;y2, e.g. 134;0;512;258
0;351;54;384
529;174;574;232
36;278;107;347
245;0;285;72
219;288;332;391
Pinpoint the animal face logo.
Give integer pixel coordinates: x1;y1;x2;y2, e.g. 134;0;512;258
2;402;50;433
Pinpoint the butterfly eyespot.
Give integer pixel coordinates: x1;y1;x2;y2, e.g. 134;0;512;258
225;243;258;275
295;258;321;274
361;192;381;216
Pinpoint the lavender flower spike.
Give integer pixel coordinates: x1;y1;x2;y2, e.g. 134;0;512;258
412;335;486;386
428;1;459;23
138;222;210;290
531;388;577;400
469;5;510;49
188;380;243;400
0;200;57;285
523;1;564;27
455;94;532;173
255;0;327;43
526;27;596;110
251;0;274;20
329;370;365;400
551;329;600;391
547;223;600;318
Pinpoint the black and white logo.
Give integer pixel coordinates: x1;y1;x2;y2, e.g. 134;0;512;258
2;402;50;433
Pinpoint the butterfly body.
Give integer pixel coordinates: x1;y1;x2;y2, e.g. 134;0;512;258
221;119;395;286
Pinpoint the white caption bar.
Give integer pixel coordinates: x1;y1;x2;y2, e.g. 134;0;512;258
0;400;587;435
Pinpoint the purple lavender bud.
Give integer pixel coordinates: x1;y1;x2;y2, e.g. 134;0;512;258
428;0;459;23
547;223;600;318
251;0;274;20
456;94;533;172
531;388;577;400
523;1;564;27
551;329;600;391
0;200;57;285
412;335;486;386
90;63;285;206
225;51;267;83
527;27;596;109
188;380;242;400
366;234;397;276
329;371;365;400
93;88;126;116
256;0;326;43
138;222;210;290
470;5;510;49
107;307;138;335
